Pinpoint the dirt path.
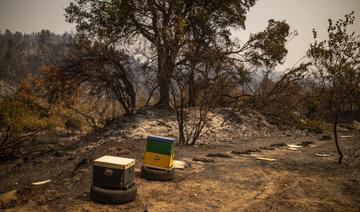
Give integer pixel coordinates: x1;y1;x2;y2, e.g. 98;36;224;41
1;133;360;211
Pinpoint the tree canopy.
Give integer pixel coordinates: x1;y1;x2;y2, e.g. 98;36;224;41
65;0;259;107
307;11;360;163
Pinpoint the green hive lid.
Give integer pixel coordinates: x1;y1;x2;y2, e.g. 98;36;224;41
147;135;175;143
94;155;135;169
146;139;174;155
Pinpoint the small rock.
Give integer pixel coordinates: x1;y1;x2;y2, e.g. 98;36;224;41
206;152;232;158
192;157;215;163
270;143;287;148
298;141;314;147
260;146;275;151
256;157;277;162
231;149;261;155
287;144;302;148
316;153;330;157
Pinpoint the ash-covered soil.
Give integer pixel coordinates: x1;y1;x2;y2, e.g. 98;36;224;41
1;109;359;211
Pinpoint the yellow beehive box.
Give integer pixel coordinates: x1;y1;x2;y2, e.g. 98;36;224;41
143;151;174;170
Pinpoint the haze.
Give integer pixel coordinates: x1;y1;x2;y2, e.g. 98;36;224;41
0;0;359;69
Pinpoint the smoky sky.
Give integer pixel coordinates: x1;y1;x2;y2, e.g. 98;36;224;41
0;0;359;69
0;0;74;34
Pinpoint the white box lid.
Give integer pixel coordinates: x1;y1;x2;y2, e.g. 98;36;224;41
94;155;135;169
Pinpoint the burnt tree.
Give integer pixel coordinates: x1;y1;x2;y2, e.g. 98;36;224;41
65;0;257;108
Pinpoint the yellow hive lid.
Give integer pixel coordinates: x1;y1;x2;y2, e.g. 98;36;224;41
94;155;135;169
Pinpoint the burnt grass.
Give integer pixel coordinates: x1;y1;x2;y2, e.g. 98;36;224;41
0;112;360;211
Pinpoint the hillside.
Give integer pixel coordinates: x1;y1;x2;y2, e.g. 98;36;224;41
0;109;359;211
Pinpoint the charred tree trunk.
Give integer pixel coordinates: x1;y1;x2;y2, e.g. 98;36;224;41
111;78;136;116
111;64;136;116
158;74;171;108
333;113;343;163
157;48;175;109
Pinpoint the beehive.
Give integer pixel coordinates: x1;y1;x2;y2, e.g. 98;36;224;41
93;156;135;189
143;135;175;170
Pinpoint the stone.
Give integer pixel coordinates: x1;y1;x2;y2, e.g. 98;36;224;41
260;146;275;151
270;143;287;148
298;141;314;147
206;152;232;158
231;149;261;155
316;153;330;157
192;157;216;163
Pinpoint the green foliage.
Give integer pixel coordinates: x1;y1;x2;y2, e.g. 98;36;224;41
248;19;290;68
0;97;49;135
307;11;360;115
0;96;57;157
65;0;257;44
